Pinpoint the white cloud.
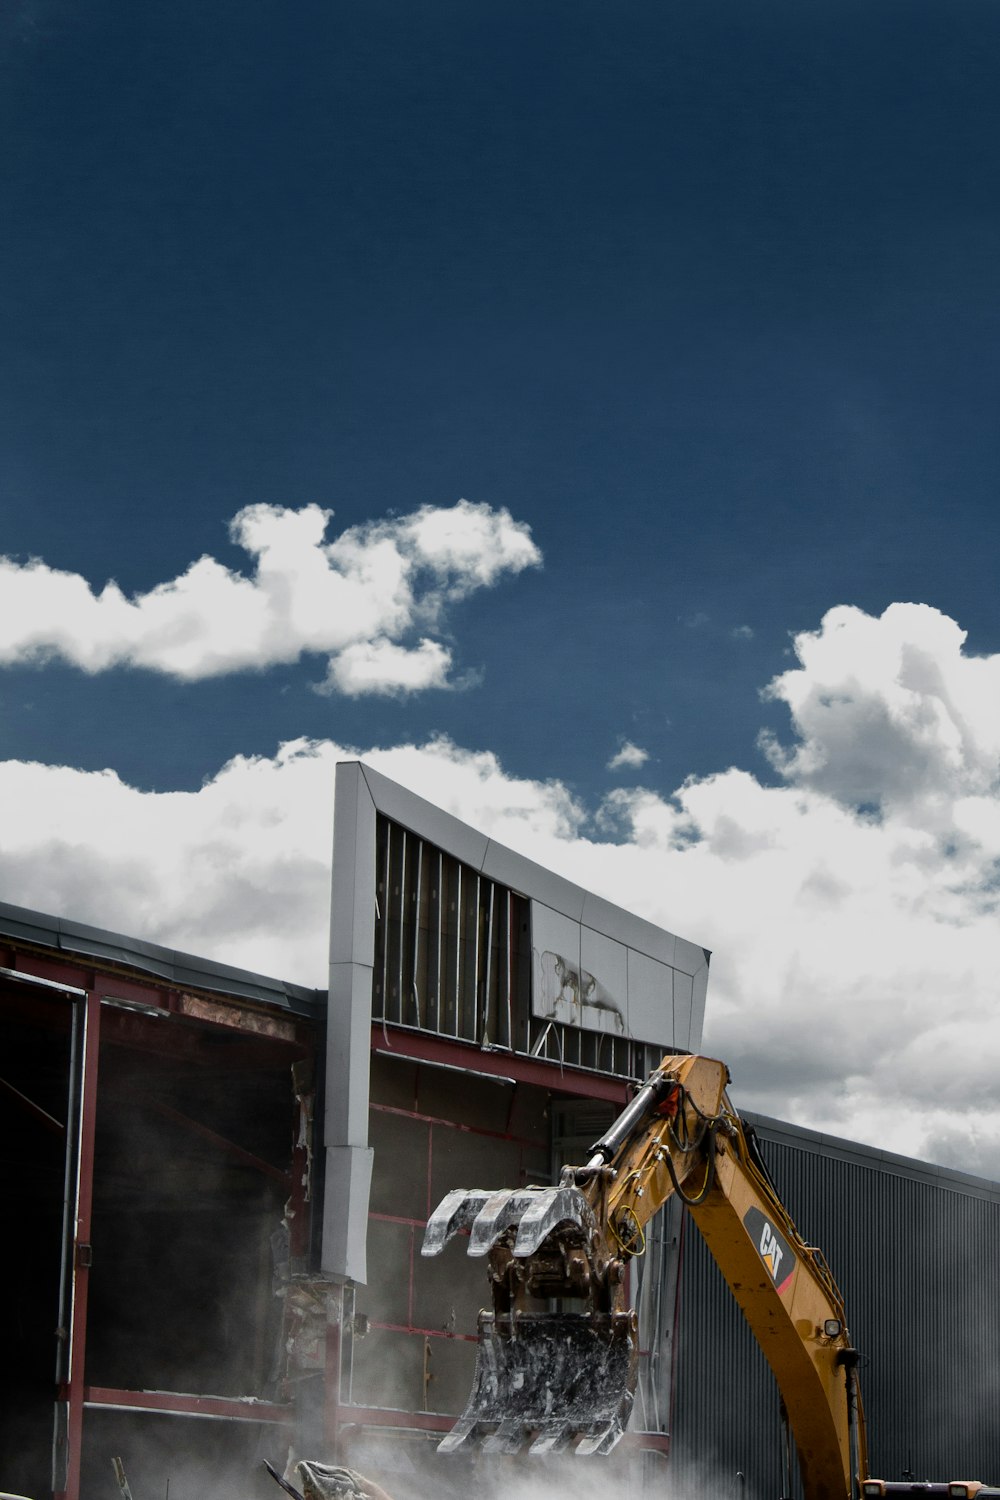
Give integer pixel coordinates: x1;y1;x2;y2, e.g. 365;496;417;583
0;736;584;987
0;499;541;693
732;624;754;640
0;739;340;984
320;638;453;697
760;602;1000;811
3;601;1000;1174
607;740;650;771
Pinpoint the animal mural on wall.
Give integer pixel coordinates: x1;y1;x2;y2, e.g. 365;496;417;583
537;948;627;1034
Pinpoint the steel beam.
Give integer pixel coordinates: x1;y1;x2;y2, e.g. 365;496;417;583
57;987;101;1500
83;1387;293;1424
370;1024;631;1105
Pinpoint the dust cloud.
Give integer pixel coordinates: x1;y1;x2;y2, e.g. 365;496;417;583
313;1438;740;1500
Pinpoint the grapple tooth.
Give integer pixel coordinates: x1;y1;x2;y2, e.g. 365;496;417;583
425;1183;596;1260
481;1418;529;1455
421;1189;493;1256
468;1189;539;1256
574;1421;627;1456
528;1421;574;1456
436;1310;637;1458
435;1416;479;1454
511;1185;596;1257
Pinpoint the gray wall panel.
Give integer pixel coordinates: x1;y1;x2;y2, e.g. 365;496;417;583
669;1121;1000;1495
579;925;629;1036
359;764;490;870
330;761;377;967
627;948;675;1049
581;890;677;966
484;839;586;920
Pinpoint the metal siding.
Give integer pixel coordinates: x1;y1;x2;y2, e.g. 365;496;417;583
670;1123;1000;1493
0;900;323;1016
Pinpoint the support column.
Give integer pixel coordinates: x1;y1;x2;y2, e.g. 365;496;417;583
56;987;101;1500
323;1284;344;1458
322;762;376;1284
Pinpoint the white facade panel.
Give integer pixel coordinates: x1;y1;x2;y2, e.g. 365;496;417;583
579;925;629;1036
581;890;677;966
531;903;583;1028
627;947;675;1048
672;969;695;1049
674;935;709;978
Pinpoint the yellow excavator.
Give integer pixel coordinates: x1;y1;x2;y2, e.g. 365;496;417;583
422;1053;998;1500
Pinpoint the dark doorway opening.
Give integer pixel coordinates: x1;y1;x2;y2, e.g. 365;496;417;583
0;980;74;1499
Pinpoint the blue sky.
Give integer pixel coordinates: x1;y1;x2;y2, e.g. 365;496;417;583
3;0;1000;796
3;0;1000;1163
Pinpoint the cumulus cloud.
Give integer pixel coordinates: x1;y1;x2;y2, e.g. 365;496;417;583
320;638;454;697
607;740;650;771
0;739;341;983
760;602;1000;811
0;499;540;695
0;735;584;987
3;601;1000;1173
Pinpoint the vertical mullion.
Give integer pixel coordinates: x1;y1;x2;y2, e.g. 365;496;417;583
58;988;102;1500
470;872;480;1041
434;851;443;1033
397;828;407;1024
380;824;391;1020
411;838;423;1026
454;863;462;1037
505;890;514;1050
482;881;495;1044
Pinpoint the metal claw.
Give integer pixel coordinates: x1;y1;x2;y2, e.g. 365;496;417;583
511;1186;596;1257
468;1190;541;1256
421;1189;492;1256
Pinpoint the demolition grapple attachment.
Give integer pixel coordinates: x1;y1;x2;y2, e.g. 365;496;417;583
435;1308;636;1457
422;1184;599;1260
421;1181;637;1456
421;1056;732;1459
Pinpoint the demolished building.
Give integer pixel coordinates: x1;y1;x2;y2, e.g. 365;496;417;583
2;762;999;1499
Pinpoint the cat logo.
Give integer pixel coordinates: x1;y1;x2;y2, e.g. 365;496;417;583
743;1206;795;1295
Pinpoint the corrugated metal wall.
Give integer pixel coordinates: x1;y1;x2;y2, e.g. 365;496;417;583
670;1118;1000;1497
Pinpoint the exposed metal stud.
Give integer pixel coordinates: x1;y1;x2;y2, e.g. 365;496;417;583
397;827;407;1025
370;812;646;1079
434;850;443;1033
453;863;462;1039
470;871;481;1041
504;889;513;1050
379;824;391;1016
482;881;495;1044
411;838;423;1027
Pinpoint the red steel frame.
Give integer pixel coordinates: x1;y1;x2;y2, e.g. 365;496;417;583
370;1022;633;1106
0;947;306;1500
6;945;669;1498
